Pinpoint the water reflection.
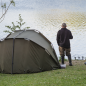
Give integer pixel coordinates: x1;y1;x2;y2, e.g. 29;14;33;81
31;9;86;59
34;9;86;30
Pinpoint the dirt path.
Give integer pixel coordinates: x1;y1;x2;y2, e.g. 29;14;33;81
60;60;86;66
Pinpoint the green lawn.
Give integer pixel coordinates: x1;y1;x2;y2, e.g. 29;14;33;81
0;60;86;86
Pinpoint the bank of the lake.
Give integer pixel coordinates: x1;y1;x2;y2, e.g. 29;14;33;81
0;60;86;86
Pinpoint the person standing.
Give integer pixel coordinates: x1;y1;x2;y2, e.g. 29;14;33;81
56;23;73;66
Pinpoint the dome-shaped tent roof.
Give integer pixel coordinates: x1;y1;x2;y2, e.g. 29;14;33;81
7;29;58;62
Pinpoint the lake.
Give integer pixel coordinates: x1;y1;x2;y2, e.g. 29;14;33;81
0;0;86;60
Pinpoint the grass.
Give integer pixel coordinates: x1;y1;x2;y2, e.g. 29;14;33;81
0;60;86;86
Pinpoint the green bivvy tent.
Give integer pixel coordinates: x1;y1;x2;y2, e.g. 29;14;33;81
0;29;60;74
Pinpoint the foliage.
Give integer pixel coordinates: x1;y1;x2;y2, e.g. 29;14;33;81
0;0;15;23
59;56;68;61
0;60;86;86
4;14;30;33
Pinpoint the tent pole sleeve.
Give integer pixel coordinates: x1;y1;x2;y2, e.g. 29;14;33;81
11;30;24;74
11;38;15;74
13;30;25;38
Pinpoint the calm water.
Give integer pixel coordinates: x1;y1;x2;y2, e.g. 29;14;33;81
0;0;86;59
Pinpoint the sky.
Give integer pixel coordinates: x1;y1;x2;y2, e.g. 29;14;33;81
1;0;86;12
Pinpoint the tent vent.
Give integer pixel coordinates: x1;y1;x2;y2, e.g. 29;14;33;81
45;49;50;55
51;44;54;49
24;38;30;41
34;30;39;33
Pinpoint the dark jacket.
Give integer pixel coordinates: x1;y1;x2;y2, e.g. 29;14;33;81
56;28;73;48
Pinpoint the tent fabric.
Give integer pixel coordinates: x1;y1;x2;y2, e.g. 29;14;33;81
0;30;60;74
0;39;13;73
7;30;57;62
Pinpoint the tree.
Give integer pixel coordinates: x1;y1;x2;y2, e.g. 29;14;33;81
4;14;30;33
0;0;15;23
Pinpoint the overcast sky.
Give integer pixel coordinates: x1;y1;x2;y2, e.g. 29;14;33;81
1;0;86;12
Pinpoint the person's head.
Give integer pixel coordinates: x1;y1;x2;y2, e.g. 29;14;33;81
62;23;67;28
